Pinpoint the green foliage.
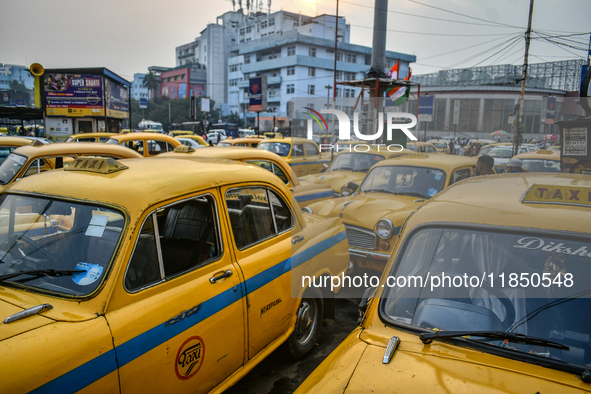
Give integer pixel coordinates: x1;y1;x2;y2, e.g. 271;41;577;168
9;80;28;92
223;111;242;126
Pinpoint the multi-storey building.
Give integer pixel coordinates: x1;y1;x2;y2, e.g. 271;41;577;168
131;73;148;101
176;10;415;122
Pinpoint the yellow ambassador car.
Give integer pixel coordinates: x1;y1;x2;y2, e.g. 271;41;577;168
160;146;334;208
172;133;208;147
297;173;591;393
427;139;451;154
300;147;415;198
257;137;332;177
0;142;143;191
0;136;37;164
217;137;263;148
510;149;561;173
105;132;182;157
0;156;349;393
65;132;116;143
406;141;439;154
305;154;477;272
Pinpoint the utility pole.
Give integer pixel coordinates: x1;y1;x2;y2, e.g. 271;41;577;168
515;0;535;156
331;5;339;162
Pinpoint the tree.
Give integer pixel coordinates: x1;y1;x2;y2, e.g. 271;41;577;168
223;111;242;126
142;72;160;100
9;80;28;92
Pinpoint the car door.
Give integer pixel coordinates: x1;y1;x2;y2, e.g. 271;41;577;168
305;142;324;175
291;143;306;176
222;185;296;359
107;191;246;394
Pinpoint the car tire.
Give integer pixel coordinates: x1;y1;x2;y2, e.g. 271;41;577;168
282;288;323;360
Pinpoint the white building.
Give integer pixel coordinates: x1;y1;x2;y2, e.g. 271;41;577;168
131;73;148;101
176;10;415;122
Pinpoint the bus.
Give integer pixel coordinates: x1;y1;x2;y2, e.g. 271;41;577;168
210;123;239;139
138;119;164;133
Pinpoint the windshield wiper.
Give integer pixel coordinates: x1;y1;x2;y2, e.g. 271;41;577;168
0;269;85;283
393;191;428;198
365;188;396;194
419;330;569;350
333;166;353;171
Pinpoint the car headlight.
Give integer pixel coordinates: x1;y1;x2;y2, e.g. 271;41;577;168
376;219;394;239
341;185;352;197
301;207;313;214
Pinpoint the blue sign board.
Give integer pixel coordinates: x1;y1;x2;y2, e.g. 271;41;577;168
249;76;266;112
139;98;148;109
418;96;434;121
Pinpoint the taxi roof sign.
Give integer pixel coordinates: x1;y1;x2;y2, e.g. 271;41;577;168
522;184;591;208
65;157;128;174
173;146;195;153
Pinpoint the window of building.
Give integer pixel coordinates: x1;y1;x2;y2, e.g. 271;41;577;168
309;47;316;57
246;25;252;33
351;54;357;63
269;18;275;26
337;52;344;62
308;85;315;95
326;48;334;54
244;55;251;64
287;46;296;56
308;67;315;77
286;84;295;94
240;28;245;35
262;21;267;29
286;66;295;76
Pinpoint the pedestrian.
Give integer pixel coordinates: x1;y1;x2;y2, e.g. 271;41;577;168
506;158;525;173
449;139;455;155
216;132;220;145
475;154;495;176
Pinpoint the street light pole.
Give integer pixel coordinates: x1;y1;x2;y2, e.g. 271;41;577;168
331;1;339;162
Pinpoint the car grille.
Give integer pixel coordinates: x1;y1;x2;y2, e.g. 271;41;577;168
345;224;376;250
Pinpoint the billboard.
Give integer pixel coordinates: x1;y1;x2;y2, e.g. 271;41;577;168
44;73;104;116
418;96;434;122
105;77;129;118
249;76;267;112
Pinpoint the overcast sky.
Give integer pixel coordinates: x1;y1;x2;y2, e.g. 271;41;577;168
2;0;589;81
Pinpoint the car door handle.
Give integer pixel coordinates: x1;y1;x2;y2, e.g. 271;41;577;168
292;235;304;244
210;270;233;284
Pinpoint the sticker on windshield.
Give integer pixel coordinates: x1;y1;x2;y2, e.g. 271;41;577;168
428;188;438;197
85;214;109;237
72;262;103;286
432;171;443;180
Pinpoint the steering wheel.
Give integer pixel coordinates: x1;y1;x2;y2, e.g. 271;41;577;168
10;233;57;267
473;281;516;330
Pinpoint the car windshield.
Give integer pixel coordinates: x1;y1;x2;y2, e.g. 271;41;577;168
406;145;416;152
217;141;232;146
380;227;591;369
360;165;446;198
0;153;28;185
105;138;118;144
522;159;561;172
0;194;124;296
329;152;385;172
488;148;513;158
257;142;291;157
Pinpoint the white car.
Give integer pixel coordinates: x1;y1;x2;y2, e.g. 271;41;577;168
206;130;227;145
176;137;205;149
488;145;538;165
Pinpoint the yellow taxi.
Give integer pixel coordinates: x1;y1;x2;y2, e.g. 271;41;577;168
257;137;332;177
297;173;591;393
174;134;208;147
426;139;450;154
217;137;263;148
0;136;36;164
406;141;438;154
510;149;561;173
300;146;415;197
65;132;117;143
105;132;182;157
160;146;334;207
0;155;349;393
0;142;142;190
169;130;194;136
305;154;477;272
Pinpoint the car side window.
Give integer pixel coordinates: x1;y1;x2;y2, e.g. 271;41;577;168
245;160;290;185
291;143;304;157
121;140;144;154
225;187;293;250
305;143;319;156
125;195;221;292
449;168;472;185
426;145;436;153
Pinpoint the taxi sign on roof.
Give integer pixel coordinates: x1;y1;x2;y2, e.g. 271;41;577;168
65;157;128;174
522;184;591;208
174;146;195;153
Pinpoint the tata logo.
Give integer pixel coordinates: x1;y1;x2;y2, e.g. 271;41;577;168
305;108;418;141
251;82;261;94
175;336;205;380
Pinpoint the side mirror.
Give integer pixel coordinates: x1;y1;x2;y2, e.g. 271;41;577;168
347;181;359;192
321;163;328;173
358;286;376;324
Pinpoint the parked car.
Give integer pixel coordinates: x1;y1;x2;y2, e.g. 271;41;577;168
0;136;36;164
174;134;208;147
297;173;591;394
65;132;116;143
105;132;181;157
0;156;349;393
206;130;227;145
406;142;438;154
0;142;143;191
160;146;334;208
257;137;331;177
175;137;206;149
508;149;561;172
300;147;415;197
426;140;450;154
488;145;538;165
217;137;263;148
305;154;477;272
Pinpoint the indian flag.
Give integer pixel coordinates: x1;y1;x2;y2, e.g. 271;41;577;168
387;69;412;105
386;61;399;79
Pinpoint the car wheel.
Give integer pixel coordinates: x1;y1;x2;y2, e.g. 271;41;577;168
282;288;323;360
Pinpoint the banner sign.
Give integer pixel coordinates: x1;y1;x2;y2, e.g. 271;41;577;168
139;98;148;109
545;96;556;125
105;77;129;118
44;73;104;117
418;96;434;122
249;76;267;112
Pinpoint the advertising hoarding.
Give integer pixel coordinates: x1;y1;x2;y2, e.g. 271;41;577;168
44;73;104;116
105;77;129;118
249;76;267;112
